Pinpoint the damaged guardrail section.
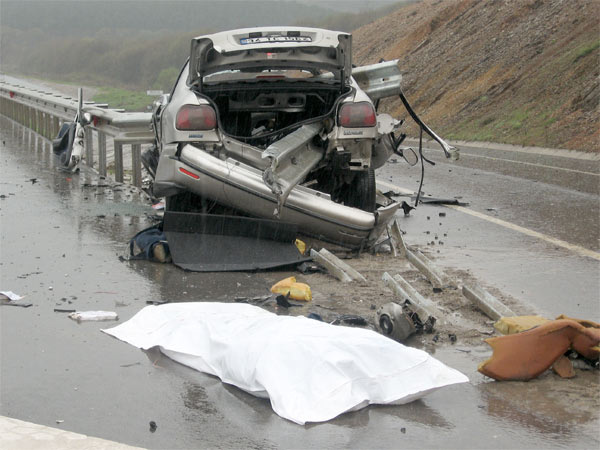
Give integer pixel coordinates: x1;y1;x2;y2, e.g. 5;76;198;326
0;80;153;187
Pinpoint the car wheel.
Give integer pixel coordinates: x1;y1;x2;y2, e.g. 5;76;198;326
344;168;376;213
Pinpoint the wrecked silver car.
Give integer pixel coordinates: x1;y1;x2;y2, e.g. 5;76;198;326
148;27;454;249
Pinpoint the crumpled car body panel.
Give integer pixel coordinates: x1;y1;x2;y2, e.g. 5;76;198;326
153;27;409;248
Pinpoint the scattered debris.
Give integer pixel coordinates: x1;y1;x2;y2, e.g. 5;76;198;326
412;196;469;206
295;239;307;255
382;272;443;325
309;248;367;284
462;284;514;321
1;291;23;301
330;314;368;327
234;295;272;305
0;291;32;307
152;200;165;211
68;311;119;322
54;308;76;313
377;302;416;341
120;362;142;368
149;421;157;433
297;261;325;274
389;225;450;290
146;299;168;305
270;277;312;301
275;294;303;308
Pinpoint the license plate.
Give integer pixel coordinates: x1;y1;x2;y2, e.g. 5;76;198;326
240;35;312;45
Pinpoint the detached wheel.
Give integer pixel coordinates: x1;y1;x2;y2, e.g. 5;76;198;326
345;168;376;213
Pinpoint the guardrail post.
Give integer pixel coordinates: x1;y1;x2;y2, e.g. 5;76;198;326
131;143;142;187
85;128;94;167
98;131;107;177
114;142;124;182
33;109;38;133
53;116;60;137
45;113;52;139
39;111;44;137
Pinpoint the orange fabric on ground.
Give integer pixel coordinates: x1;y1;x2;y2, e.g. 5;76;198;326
478;319;600;381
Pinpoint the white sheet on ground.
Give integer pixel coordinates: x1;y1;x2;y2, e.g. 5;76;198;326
103;303;468;424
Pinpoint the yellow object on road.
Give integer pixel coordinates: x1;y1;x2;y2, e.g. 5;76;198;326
271;276;312;301
494;315;550;335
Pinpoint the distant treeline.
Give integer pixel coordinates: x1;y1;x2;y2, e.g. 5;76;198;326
1;1;411;91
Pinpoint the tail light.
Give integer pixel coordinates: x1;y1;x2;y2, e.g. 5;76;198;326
338;102;376;128
176;105;217;130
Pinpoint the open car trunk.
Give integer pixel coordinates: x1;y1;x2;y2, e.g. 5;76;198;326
203;82;344;146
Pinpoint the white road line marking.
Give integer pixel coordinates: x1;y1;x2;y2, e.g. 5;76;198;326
446;205;600;261
460;152;600;176
376;179;600;261
404;138;600;161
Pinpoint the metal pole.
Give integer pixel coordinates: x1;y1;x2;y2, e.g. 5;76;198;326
98;131;107;177
114;142;124;182
85;128;94;167
38;111;43;137
33;108;39;133
131;143;142;187
45;113;51;139
53;116;60;136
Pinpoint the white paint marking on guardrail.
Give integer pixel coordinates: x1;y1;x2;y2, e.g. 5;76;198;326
376;179;600;262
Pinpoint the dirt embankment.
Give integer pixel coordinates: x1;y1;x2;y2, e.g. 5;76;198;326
353;0;600;152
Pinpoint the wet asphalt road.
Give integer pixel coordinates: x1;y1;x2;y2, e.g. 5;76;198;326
1;119;599;449
379;140;600;321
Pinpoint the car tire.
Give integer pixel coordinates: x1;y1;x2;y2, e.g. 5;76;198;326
347;168;376;213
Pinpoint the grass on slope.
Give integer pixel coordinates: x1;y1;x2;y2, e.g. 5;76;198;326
92;87;153;112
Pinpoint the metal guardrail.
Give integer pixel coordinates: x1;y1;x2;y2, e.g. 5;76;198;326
0;61;407;188
0;80;154;187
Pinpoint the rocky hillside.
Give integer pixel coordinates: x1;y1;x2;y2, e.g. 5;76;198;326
353;0;599;151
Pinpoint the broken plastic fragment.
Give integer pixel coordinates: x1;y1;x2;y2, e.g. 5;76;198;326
295;239;307;255
0;291;23;301
69;311;119;322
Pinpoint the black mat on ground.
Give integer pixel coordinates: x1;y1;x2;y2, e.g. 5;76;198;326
163;211;310;271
